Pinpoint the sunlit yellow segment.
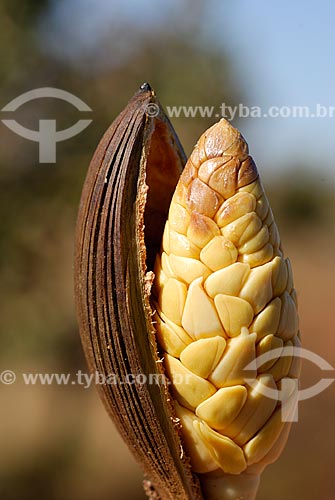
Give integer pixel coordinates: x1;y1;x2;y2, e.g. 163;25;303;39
187;178;222;218
194;420;247;474
186;211;220;248
255;195;269;220
271;256;288;296
267;340;293;381
239;226;269;255
200;236;238;271
162;221;170;253
250;297;282;341
169;229;201;259
244;408;285;465
182;278;225;339
221;212;262;247
153;256;168;297
256;334;284;372
208;162;240;198
154;311;192;357
239;242;274;268
158;277;187;325
164;354;216;409
225;374;278;446
180;336;226;379
204;262;250;298
198;157;231;184
161;251;176;278
214;295;254;337
239;179;264;199
196;385;247;431
214;192;256;227
239;261;274;313
174;402;218;473
172;181;188;208
168;201;190;235
209;329;257;387
168;253;211;284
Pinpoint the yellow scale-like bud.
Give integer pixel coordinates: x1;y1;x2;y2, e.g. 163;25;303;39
152;119;300;499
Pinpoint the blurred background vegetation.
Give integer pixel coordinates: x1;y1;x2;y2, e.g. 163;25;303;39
0;1;334;499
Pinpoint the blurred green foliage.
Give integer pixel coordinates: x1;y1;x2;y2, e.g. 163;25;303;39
267;170;335;232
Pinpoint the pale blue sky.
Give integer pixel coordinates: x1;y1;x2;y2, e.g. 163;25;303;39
40;0;335;178
202;0;335;178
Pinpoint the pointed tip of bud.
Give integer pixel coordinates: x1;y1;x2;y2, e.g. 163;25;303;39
200;118;249;162
140;82;152;92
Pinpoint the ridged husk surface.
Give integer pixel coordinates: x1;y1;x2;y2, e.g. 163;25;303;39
75;85;202;500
